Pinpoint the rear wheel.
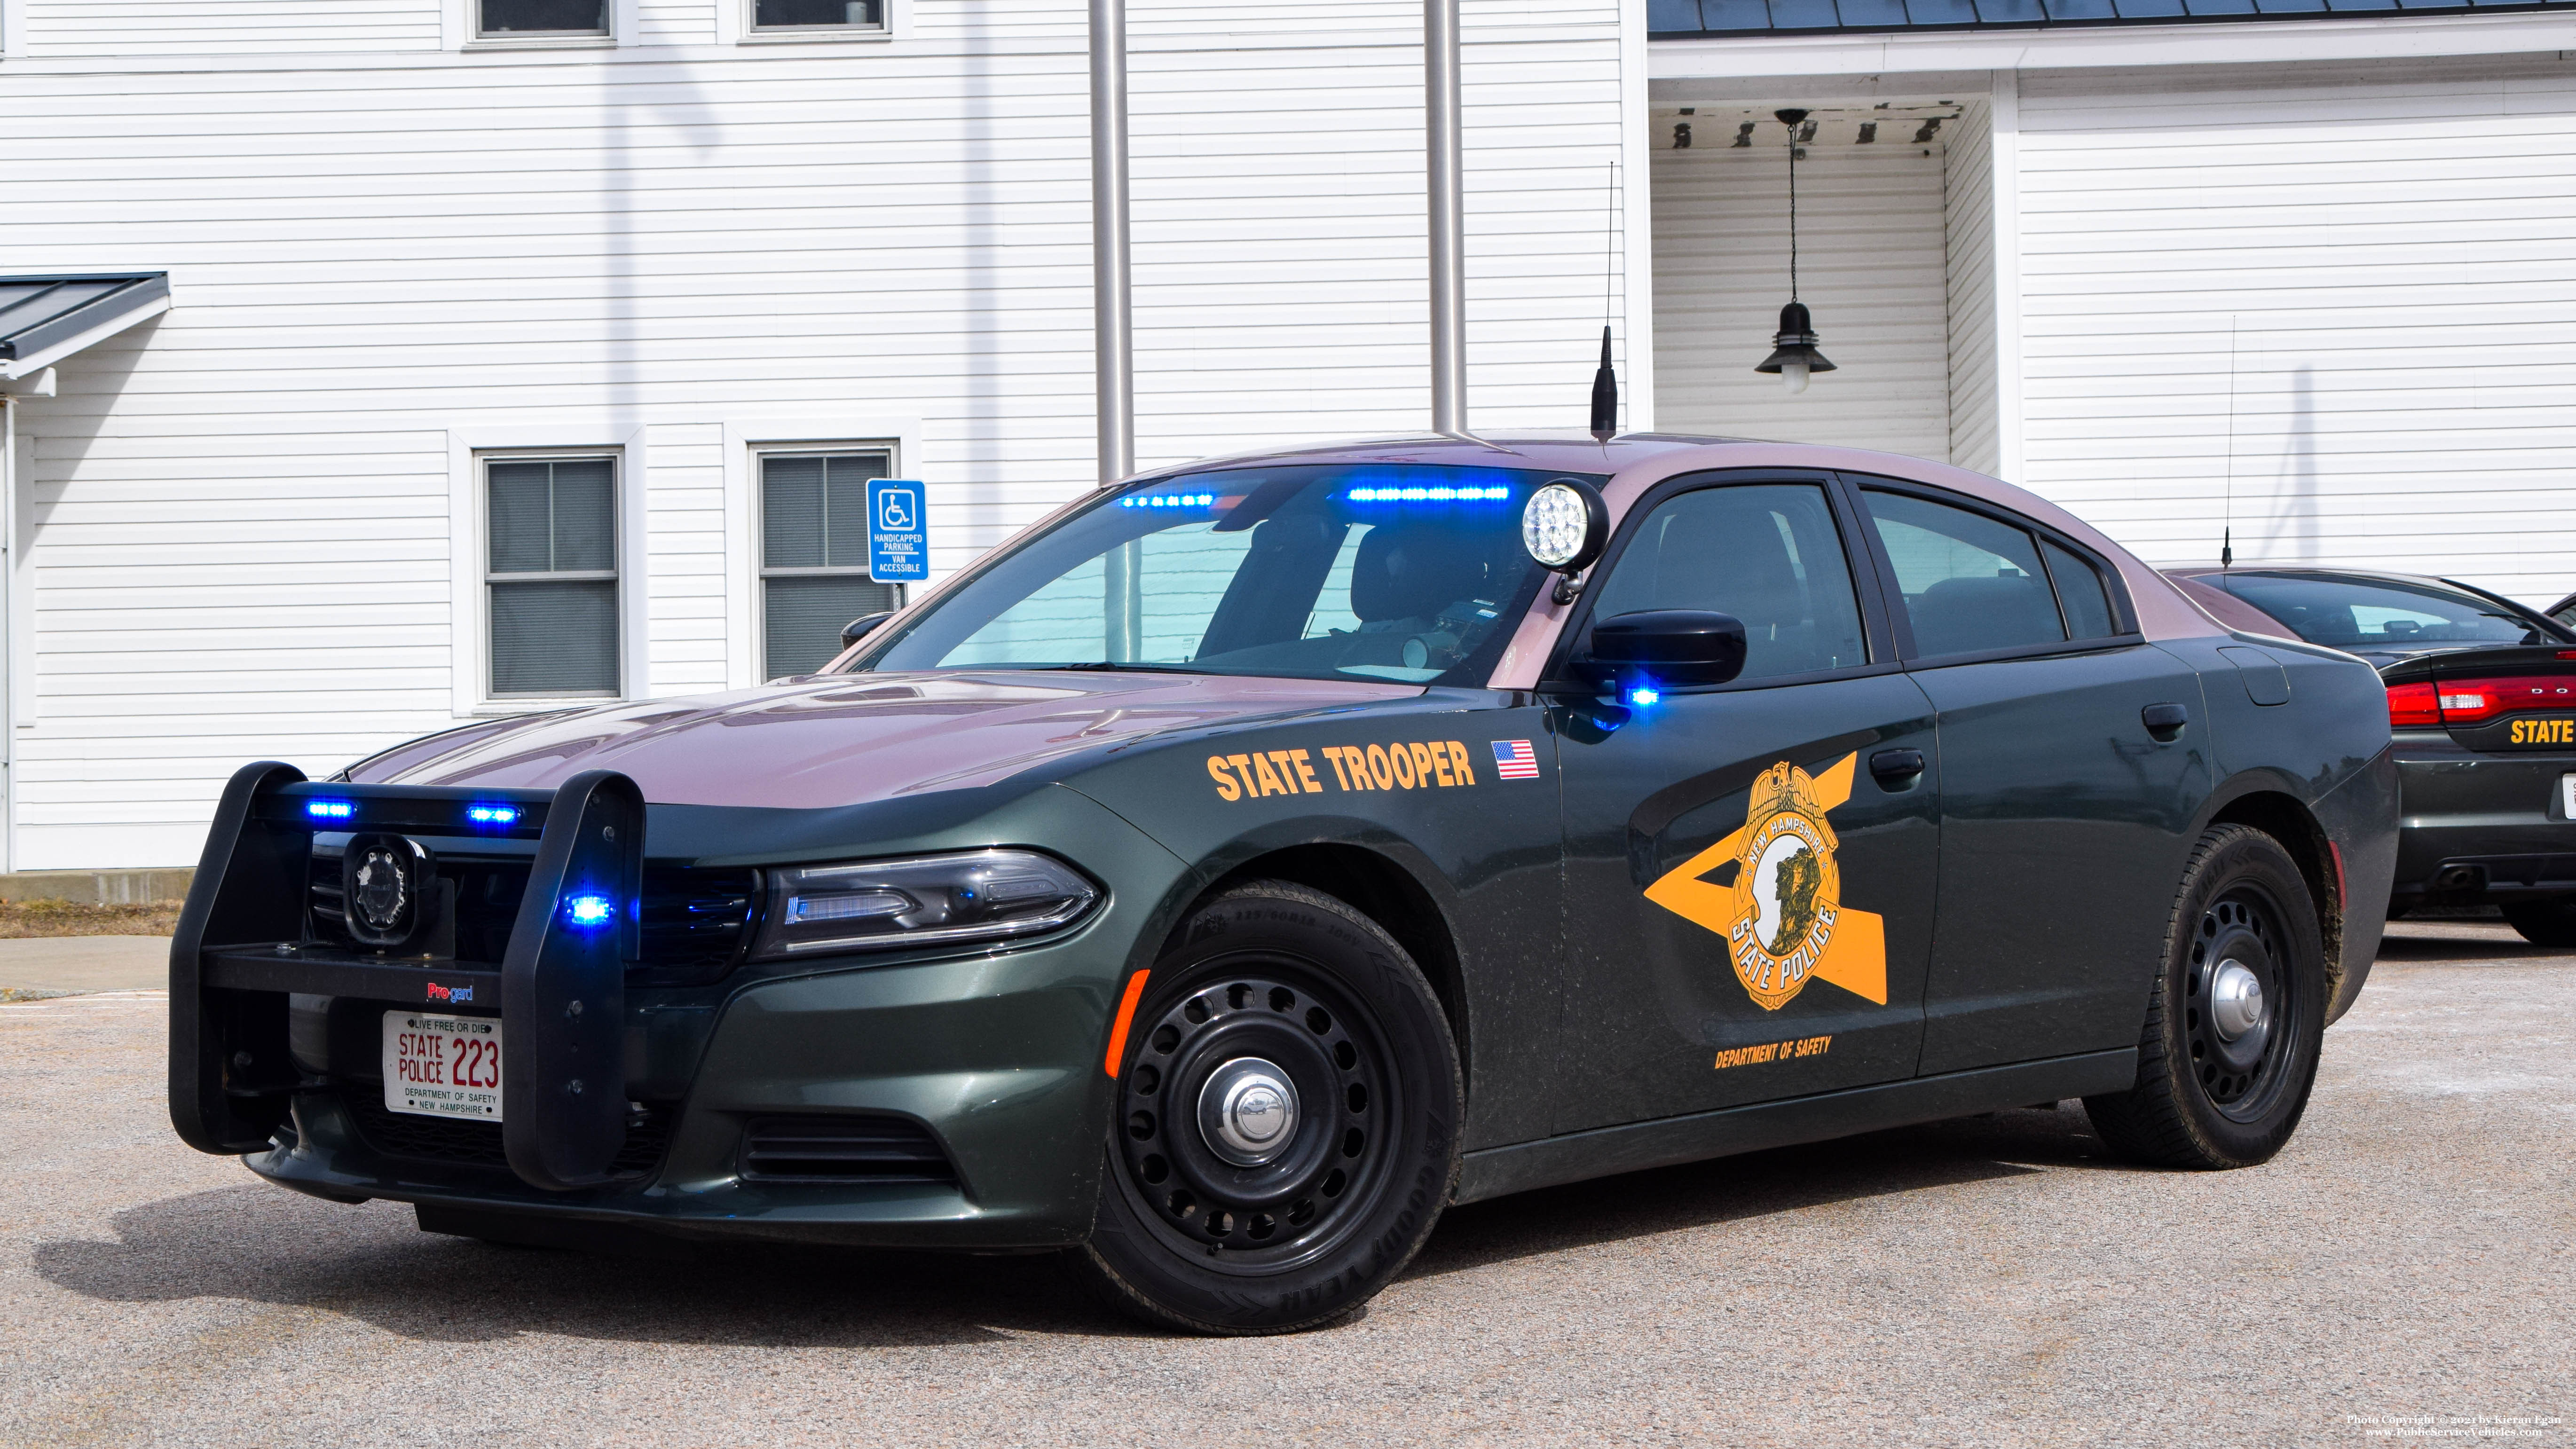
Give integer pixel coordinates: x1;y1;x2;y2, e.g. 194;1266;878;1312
2085;825;2326;1169
1065;881;1461;1335
2501;898;2576;946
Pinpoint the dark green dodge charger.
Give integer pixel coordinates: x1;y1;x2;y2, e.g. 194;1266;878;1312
171;433;2398;1334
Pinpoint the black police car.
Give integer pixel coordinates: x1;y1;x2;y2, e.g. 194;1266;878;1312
2169;566;2576;942
172;435;2397;1335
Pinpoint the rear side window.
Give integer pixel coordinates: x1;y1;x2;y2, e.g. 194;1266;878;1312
1585;482;1869;680
1862;491;2065;658
2041;540;2118;639
2214;573;2560;649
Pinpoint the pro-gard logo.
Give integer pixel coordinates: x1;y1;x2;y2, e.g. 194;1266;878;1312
1643;753;1887;1013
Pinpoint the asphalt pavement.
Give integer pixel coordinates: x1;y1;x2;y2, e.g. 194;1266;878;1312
0;922;2567;1447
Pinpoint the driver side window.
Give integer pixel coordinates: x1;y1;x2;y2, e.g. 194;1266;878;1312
1586;483;1870;681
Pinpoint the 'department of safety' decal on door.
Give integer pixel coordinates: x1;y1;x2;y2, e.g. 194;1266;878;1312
1643;753;1888;1012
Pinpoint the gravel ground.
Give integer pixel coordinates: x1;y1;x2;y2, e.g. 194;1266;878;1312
1;924;2568;1448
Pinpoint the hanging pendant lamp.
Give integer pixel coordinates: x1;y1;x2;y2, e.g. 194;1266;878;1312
1755;107;1835;395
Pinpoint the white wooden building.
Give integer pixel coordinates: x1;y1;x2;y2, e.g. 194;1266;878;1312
3;0;2575;871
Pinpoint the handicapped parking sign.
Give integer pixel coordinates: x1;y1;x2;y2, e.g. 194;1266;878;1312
866;478;928;583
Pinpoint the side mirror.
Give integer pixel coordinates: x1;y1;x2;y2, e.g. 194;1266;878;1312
841;612;895;649
1576;609;1747;691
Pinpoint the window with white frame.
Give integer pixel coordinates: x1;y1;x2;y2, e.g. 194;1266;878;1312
486;456;620;699
479;0;608;37
761;449;901;678
751;0;884;34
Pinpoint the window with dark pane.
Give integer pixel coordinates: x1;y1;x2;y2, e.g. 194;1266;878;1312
487;458;619;698
754;0;884;29
480;0;608;33
762;451;901;678
2041;540;2119;640
1861;490;2067;659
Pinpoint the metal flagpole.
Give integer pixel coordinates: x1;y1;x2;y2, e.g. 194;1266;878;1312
1090;0;1134;487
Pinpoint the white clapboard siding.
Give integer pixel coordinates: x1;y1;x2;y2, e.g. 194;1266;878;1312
1653;128;1952;463
1943;99;1998;480
0;0;1627;867
23;0;441;55
2016;54;2576;604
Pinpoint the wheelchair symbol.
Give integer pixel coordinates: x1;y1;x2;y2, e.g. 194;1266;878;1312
877;489;916;532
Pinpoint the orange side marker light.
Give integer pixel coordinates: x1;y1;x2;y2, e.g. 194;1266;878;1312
1103;969;1151;1077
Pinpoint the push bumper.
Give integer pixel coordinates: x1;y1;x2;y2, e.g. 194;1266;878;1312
175;762;1186;1249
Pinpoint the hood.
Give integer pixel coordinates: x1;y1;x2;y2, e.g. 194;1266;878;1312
351;671;1424;810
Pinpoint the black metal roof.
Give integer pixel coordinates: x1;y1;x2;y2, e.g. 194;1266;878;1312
0;273;170;363
1651;0;2576;39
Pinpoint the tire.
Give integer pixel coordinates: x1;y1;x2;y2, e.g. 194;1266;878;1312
1065;881;1463;1335
2084;825;2327;1170
2501;898;2576;947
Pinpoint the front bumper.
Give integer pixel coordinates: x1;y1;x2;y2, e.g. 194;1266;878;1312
178;764;1191;1248
2392;732;2576;904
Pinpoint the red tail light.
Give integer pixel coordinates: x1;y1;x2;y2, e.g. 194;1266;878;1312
2431;676;2576;725
2387;680;2440;728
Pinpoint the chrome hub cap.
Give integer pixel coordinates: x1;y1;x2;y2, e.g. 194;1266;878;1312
1198;1057;1299;1166
2209;961;2265;1042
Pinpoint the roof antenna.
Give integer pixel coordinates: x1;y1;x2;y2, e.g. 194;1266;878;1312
2222;314;2240;567
1590;159;1619;444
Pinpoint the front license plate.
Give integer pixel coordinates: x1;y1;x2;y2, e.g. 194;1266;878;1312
2563;773;2576;821
382;1009;503;1122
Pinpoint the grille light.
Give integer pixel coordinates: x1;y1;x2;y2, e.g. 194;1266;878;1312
753;849;1099;959
563;894;616;929
306;800;354;820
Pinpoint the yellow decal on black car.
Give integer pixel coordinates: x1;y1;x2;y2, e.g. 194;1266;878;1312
1644;753;1889;1012
2510;718;2576;745
1207;741;1477;801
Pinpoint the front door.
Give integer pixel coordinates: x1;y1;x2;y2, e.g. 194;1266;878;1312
1550;476;1941;1134
1848;481;2208;1076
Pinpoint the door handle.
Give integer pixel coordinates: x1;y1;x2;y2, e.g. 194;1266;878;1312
1869;748;1926;785
2142;702;2189;741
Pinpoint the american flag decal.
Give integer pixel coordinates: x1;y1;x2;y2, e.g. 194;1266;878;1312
1491;740;1540;780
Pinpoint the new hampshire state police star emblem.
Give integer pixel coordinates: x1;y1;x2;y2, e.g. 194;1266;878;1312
1642;753;1888;1012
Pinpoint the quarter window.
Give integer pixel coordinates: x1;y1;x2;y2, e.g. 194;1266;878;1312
762;451;902;678
1863;491;2065;659
486;457;620;698
479;0;608;35
2041;540;2118;640
753;0;885;29
1585;483;1868;680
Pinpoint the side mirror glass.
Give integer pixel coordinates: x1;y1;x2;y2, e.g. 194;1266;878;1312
1576;609;1747;691
841;611;895;649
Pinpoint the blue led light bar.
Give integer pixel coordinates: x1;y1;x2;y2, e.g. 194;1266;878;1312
1117;493;1216;509
305;800;354;820
1343;485;1513;503
466;804;521;826
562;894;615;929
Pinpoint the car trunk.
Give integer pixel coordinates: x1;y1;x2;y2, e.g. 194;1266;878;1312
2382;645;2576;751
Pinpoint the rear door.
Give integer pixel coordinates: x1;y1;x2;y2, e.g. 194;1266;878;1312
1549;473;1941;1133
1848;480;2207;1076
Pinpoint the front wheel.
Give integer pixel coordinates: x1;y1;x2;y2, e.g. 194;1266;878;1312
1065;881;1462;1335
2085;825;2327;1169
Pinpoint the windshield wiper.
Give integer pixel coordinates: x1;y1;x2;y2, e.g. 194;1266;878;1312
1049;661;1213;674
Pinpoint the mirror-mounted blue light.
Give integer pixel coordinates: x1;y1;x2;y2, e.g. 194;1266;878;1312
562;894;616;929
466;804;520;826
306;800;354;820
1627;685;1662;708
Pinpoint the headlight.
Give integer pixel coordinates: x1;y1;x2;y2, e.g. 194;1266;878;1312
750;849;1100;959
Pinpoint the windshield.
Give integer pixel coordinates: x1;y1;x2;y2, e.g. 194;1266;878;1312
854;464;1585;685
2213;573;2566;650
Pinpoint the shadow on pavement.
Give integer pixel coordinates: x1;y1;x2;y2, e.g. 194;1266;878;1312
2372;921;2570;964
32;1183;1126;1347
1408;1103;2111;1282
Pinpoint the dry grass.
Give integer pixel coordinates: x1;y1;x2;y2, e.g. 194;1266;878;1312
0;898;181;938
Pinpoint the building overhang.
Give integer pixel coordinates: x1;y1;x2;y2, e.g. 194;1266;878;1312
0;273;172;383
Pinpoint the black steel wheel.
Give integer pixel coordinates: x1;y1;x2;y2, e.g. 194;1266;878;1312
2086;825;2327;1169
1066;880;1461;1334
